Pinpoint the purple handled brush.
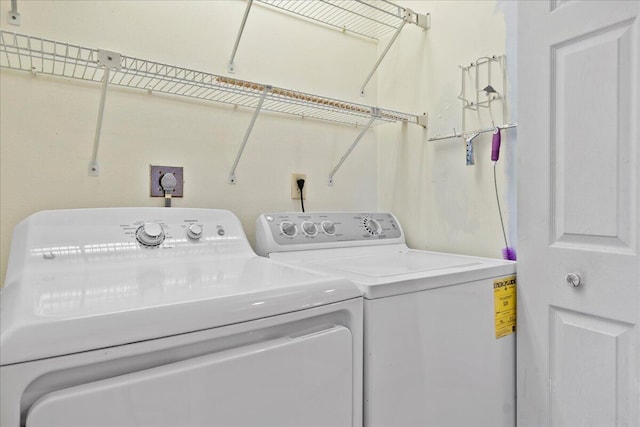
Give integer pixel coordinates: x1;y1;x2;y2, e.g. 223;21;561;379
491;127;502;161
491;127;517;261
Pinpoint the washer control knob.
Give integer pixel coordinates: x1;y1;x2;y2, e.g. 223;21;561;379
363;217;381;236
302;221;318;236
136;222;165;247
186;223;203;240
321;221;336;235
280;221;297;237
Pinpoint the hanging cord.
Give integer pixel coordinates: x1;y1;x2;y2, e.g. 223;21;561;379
297;178;305;213
493;163;509;249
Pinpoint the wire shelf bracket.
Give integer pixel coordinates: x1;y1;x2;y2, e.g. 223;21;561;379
328;108;378;186
329;111;426;185
228;0;253;73
0;30;422;181
7;0;20;26
228;85;270;184
88;49;122;176
360;8;429;95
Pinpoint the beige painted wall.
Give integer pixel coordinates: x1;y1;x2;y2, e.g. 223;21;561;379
0;0;381;284
0;0;512;285
377;0;515;258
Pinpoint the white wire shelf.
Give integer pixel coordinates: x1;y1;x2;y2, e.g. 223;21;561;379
0;30;417;128
256;0;407;40
1;30;425;182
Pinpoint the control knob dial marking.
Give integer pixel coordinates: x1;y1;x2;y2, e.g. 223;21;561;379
301;221;318;236
136;222;165;247
363;217;381;236
280;221;297;237
321;220;336;235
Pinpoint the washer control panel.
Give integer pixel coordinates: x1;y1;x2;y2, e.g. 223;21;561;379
256;212;404;254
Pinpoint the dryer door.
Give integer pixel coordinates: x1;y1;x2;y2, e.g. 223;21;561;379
26;326;352;427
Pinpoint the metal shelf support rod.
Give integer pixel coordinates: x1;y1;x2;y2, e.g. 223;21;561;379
88;66;110;176
228;0;253;73
228;85;270;184
8;0;20;25
328;111;378;185
360;18;406;95
88;49;122;176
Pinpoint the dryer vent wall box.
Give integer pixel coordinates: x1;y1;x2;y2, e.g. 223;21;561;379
150;165;184;197
256;211;517;427
0;208;363;427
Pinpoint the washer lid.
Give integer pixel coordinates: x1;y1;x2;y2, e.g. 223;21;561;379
327;250;483;277
270;245;516;299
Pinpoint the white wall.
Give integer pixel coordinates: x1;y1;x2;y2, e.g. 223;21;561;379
0;0;381;284
377;0;515;258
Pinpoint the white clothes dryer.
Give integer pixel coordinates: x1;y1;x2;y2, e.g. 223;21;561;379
1;208;363;427
256;212;517;427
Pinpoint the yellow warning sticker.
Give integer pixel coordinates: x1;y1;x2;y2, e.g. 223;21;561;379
494;275;517;339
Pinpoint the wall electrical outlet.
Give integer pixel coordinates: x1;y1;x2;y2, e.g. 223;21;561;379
291;173;307;200
150;165;184;197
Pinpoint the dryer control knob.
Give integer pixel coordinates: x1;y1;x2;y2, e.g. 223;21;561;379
321;221;336;235
136;222;165;247
302;221;318;236
363;217;381;236
187;223;203;240
281;221;297;237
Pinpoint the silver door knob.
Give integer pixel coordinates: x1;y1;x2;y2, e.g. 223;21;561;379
565;273;582;287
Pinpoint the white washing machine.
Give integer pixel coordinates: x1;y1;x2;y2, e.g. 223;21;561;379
1;208;363;427
256;212;517;427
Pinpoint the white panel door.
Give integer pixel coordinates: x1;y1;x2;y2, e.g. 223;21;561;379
518;1;639;426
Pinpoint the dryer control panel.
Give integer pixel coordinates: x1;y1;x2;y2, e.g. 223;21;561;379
255;212;404;255
8;208;253;266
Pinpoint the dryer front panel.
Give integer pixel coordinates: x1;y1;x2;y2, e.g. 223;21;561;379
26;326;352;427
1;298;363;427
